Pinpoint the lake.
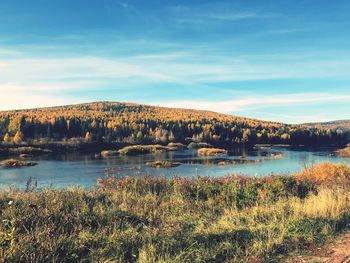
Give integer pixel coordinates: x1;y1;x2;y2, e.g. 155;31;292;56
0;146;349;189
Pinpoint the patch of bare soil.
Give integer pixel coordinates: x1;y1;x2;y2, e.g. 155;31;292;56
291;232;350;263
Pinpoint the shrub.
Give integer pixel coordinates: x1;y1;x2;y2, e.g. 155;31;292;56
295;162;350;186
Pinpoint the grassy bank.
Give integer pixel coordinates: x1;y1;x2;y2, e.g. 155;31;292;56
0;163;350;262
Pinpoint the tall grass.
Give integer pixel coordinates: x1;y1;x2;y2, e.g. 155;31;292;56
0;163;349;262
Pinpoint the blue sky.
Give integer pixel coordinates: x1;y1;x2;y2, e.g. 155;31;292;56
0;0;349;123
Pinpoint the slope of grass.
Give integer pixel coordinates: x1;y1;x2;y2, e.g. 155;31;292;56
0;163;350;262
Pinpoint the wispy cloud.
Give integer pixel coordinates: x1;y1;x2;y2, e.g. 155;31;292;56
117;2;129;8
1;53;349;96
170;2;275;25
206;12;259;21
0;84;82;111
1;41;350;119
1;47;350;98
156;93;350;115
0;57;174;83
176;11;271;24
240;111;334;124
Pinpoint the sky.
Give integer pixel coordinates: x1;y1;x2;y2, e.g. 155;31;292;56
0;0;349;123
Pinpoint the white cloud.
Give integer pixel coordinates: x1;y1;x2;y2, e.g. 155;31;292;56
0;57;172;82
176;10;273;24
207;12;260;21
1;45;350;117
0;83;92;111
0;92;79;111
156;93;350;114
118;2;129;8
1;47;350;92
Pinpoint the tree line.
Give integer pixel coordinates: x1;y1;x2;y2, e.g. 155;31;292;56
0;102;348;146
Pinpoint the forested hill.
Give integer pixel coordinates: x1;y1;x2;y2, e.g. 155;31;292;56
0;102;348;146
303;120;350;131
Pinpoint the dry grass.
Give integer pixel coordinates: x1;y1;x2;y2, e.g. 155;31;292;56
291;188;350;219
0;163;350;262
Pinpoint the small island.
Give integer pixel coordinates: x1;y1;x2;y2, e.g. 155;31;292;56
145;161;182;168
1;159;38;168
198;148;227;156
100;150;119;158
118;144;179;156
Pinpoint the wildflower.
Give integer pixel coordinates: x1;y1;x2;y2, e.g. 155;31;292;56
8;200;13;206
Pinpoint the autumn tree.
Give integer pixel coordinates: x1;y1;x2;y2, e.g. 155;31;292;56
168;131;175;142
136;131;143;142
0;102;346;147
3;133;11;143
85;132;92;142
13;131;24;144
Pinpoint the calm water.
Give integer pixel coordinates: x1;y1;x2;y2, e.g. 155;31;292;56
0;147;349;189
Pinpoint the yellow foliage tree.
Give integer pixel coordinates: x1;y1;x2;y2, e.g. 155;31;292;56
168;131;175;142
13;131;24;144
85;132;92;142
281;133;290;141
3;133;11;143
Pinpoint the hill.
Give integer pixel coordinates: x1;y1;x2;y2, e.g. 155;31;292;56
303;120;350;131
0;102;348;146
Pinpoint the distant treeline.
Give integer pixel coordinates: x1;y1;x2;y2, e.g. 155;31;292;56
304;120;350;131
0;102;348;146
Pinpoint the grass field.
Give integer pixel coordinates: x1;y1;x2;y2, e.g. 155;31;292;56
0;163;349;262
